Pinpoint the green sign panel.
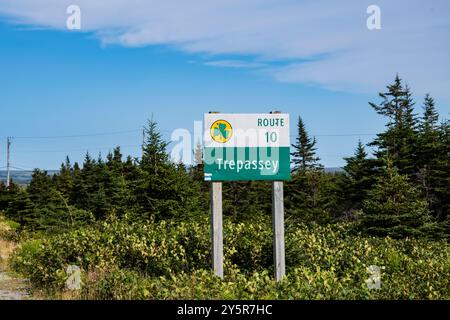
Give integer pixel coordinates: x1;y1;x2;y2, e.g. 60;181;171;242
204;113;291;181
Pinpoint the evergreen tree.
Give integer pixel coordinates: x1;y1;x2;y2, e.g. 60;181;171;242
5;188;34;227
9;169;93;233
140;119;170;174
54;156;73;199
91;154;113;219
360;158;434;238
121;155;142;214
415;96;450;222
223;181;256;220
340;141;377;216
71;153;94;212
104;147;132;216
27;169;55;206
123;155;140;182
433;119;450;221
69;152;112;219
106;147;124;174
369;75;419;176
136;119;201;220
286;170;338;224
291;116;322;172
0;181;20;213
0;181;7;212
70;162;82;205
420;94;439;133
191;140;205;184
416;94;442;216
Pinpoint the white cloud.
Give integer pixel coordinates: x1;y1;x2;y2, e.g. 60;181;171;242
204;60;266;69
1;0;450;101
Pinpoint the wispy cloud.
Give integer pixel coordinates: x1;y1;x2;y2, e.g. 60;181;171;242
1;0;449;101
203;60;266;69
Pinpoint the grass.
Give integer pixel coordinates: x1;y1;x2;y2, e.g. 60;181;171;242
0;239;16;272
0;214;33;300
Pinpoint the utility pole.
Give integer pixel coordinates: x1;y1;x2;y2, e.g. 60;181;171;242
6;136;11;188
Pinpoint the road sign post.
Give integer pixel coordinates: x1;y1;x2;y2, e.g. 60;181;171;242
272;181;285;281
210;181;223;278
204;112;290;281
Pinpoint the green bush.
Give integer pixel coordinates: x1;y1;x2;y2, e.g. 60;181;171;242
0;213;20;241
10;218;450;299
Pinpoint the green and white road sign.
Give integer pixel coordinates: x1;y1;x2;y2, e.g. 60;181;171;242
204;113;291;181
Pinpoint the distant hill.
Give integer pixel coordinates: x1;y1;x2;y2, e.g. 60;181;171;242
0;170;59;186
325;167;344;174
2;168;344;185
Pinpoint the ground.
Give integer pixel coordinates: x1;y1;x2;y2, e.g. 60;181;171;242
0;239;31;300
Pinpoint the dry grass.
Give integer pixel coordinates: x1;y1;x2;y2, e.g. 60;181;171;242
0;214;17;271
0;239;16;271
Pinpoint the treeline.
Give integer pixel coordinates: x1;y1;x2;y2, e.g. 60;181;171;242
0;75;449;239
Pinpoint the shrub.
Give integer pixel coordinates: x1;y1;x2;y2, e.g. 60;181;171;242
10;218;450;299
0;214;20;241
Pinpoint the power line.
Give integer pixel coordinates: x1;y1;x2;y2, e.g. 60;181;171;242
9;165;31;171
11;129;143;140
311;133;377;137
10;162;36;169
12;144;142;154
0;126;379;172
291;133;377;137
3;128;378;141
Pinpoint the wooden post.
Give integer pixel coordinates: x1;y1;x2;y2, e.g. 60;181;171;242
269;109;286;281
272;181;286;281
211;181;224;278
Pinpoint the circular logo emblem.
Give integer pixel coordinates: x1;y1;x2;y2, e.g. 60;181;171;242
211;120;233;143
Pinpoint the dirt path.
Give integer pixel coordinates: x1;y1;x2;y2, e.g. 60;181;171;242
0;271;30;300
0;239;31;300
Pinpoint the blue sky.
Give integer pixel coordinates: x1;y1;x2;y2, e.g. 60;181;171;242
0;1;449;170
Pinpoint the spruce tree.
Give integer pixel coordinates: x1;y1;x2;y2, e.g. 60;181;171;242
223;181;255;220
0;181;7;212
54;156;73;199
70;154;93;211
369;75;419;176
140;119;169;174
0;181;20;213
416;94;442;216
136;119;200;220
360;158;434;238
14;169;92;233
341;141;377;214
434;120;450;221
191;139;205;184
27;169;54;206
70;152;110;219
420;94;439;132
104;147;131;216
286;170;338;224
291;116;322;172
123;155;140;182
5;189;34;228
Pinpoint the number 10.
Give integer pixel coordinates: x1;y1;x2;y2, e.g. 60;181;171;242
266;132;278;143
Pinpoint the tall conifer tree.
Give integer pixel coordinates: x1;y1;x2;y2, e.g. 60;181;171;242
291;116;322;172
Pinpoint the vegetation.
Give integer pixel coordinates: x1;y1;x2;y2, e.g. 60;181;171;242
9;218;450;299
0;75;449;299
